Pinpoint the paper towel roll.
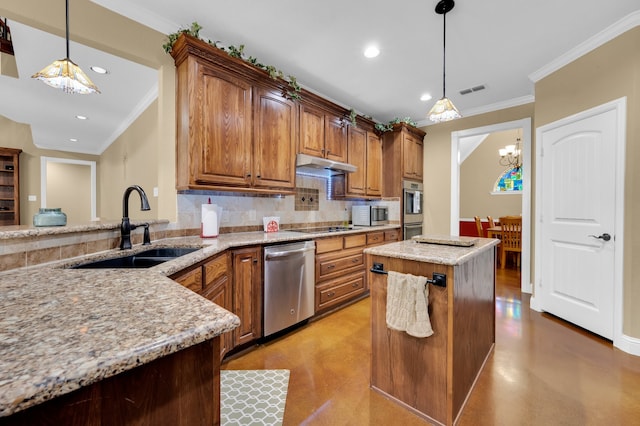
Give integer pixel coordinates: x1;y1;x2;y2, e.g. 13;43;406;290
201;204;221;238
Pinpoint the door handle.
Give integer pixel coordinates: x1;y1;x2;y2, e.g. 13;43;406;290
588;233;611;242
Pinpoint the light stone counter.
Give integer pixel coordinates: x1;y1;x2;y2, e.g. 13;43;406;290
363;234;499;266
0;225;399;417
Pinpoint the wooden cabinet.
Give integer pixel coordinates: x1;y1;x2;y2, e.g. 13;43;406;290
345;126;382;199
314;229;399;314
382;123;427;197
231;246;262;347
172;34;296;194
403;131;424;180
253;87;297;189
346;126;366;196
366;132;383;196
202;254;233;358
171;252;232;359
0;147;21;226
315;235;367;314
299;103;347;163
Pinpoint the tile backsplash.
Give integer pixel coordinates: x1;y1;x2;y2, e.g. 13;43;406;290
177;175;400;231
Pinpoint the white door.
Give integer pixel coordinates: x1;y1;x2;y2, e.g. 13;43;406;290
538;105;621;340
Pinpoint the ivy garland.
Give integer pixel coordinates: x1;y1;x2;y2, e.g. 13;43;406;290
374;117;418;132
163;23;418;129
163;22;302;101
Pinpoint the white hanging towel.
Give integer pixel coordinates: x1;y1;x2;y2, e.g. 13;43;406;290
386;271;434;338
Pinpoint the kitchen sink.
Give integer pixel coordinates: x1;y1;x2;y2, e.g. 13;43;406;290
70;247;200;269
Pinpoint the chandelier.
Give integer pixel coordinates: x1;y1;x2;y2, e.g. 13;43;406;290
428;0;462;123
498;133;521;168
31;0;100;94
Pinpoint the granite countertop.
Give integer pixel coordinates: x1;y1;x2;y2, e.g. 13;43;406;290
364;234;500;265
0;225;399;417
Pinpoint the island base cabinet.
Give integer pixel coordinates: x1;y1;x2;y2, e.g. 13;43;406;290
368;250;495;426
2;339;221;426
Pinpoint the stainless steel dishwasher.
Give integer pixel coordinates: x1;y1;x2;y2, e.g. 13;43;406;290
263;240;315;337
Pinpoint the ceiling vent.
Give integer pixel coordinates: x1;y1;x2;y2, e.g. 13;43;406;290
459;84;486;95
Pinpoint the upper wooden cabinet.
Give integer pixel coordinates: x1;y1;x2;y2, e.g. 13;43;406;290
382;123;426;197
345;125;382;199
402;131;424;180
171;34;296;194
365;132;383;197
299;103;347;163
253;88;297;189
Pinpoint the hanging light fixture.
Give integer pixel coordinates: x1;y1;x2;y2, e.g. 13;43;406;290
428;0;461;123
498;130;522;169
31;0;100;94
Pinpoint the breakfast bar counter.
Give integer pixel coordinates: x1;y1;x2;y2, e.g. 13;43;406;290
364;236;499;426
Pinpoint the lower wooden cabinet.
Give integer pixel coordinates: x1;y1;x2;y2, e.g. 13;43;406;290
231;246;262;347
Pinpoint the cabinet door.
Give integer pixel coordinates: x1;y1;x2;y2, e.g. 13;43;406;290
195;63;253;187
346;126;367;196
402;132;423;180
232;247;262;346
366;132;383;197
253;88;297;189
324;113;347;162
202;254;232;359
299;103;326;158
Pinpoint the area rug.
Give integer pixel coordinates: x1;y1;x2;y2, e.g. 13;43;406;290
221;369;290;426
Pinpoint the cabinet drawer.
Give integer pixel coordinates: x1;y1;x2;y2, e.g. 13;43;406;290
385;229;400;242
316;236;343;254
344;234;366;249
204;253;227;286
366;232;385;246
316;271;366;311
174;267;202;293
318;252;364;279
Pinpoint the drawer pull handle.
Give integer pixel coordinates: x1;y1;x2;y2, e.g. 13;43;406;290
352;283;358;288
351;258;359;263
327;291;335;297
326;264;335;269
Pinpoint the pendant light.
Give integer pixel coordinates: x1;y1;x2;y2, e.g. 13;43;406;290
31;0;100;94
428;0;461;122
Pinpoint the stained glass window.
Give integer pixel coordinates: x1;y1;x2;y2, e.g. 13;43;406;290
494;166;522;192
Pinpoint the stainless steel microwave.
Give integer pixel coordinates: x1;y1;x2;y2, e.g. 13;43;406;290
352;205;389;226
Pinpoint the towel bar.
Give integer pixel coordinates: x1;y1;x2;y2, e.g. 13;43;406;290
370;263;447;288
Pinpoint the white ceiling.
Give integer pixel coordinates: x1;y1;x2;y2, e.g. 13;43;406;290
0;21;157;155
2;0;639;155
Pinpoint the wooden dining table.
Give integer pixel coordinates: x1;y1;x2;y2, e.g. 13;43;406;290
486;226;502;239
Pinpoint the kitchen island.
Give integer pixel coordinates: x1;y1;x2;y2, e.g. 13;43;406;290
364;235;499;426
0;267;240;425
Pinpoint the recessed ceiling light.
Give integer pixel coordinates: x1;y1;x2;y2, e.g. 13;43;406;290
75;115;88;120
90;66;108;74
364;45;380;58
420;93;433;101
69;138;78;142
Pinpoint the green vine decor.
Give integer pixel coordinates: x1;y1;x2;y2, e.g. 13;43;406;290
348;109;358;127
375;117;418;132
163;22;302;101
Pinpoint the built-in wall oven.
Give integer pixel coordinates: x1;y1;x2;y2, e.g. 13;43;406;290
403;180;423;240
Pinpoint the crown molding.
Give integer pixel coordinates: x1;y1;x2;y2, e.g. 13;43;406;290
529;10;640;83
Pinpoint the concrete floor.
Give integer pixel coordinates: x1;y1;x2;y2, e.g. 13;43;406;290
222;267;640;425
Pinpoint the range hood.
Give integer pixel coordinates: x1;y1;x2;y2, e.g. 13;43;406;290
295;153;357;177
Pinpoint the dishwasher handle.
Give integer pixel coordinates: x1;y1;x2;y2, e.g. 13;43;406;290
265;247;314;260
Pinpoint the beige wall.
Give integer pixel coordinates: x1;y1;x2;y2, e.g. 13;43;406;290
46;162;91;223
0;115;99;224
0;0;176;223
460;129;523;219
535;27;640;337
421;103;534;235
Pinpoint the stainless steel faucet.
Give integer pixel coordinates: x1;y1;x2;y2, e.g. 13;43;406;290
120;185;151;250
